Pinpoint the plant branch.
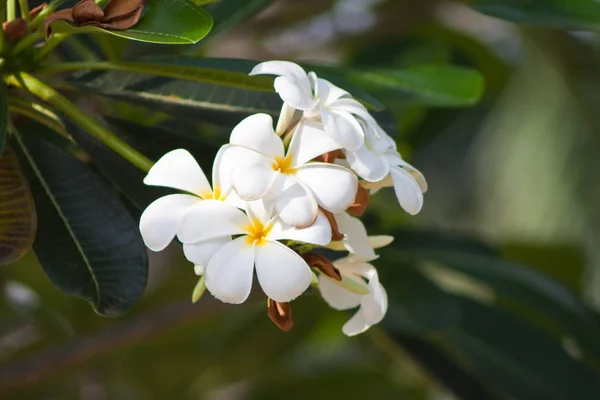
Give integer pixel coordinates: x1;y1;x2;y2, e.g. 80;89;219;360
18;0;28;20
6;0;16;21
34;33;67;62
11;31;44;56
0;297;227;391
6;73;154;172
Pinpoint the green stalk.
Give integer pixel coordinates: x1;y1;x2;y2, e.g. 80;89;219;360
11;31;44;56
34;33;67;62
18;0;29;20
29;0;66;27
7;73;154;172
6;0;16;21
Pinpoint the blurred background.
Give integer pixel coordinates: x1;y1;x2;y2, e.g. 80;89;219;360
3;0;600;398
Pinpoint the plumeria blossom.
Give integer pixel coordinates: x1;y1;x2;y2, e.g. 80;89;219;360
319;256;388;336
250;61;368;151
177;200;332;304
345;115;428;215
220;113;358;228
326;212;393;260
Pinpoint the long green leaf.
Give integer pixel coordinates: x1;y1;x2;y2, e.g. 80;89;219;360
50;0;213;44
437;299;600;400
14;133;148;316
0;148;36;266
470;0;600;30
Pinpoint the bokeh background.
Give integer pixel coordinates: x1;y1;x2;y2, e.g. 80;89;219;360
3;0;600;398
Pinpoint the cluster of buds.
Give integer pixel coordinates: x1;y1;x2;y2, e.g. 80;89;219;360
139;61;427;336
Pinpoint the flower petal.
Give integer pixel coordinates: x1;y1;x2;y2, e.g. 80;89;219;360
321;108;364;151
318;274;362;310
328;97;370;120
255;240;312;302
273;175;318;228
230;113;284;158
139;194;200;251
268;210;331;245
396;159;428;193
335;213;376;260
346;145;390;182
276;103;300;136
275;76;318;111
204;237;256;304
369;235;394;249
144;149;211;196
361;278;388;324
390;166;424;215
295;163;358;214
288;119;342;167
342;309;370;336
177;200;248;243
250;60;311;93
213;145;268;199
246;199;275;227
315;78;349;106
183;236;232;268
232;161;278;201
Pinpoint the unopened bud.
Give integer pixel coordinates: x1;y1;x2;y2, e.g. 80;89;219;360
302;253;341;281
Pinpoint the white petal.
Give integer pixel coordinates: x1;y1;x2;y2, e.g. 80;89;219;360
139;194;200;252
255;240;312;302
275;76;317;111
321;108;365;151
204;237;256;304
346;145;390;182
250;60;312;93
177;200;248;243
268;211;331;246
328;97;371;120
272;175;318;228
213;145;268;198
396;159;428;193
232;161;278;201
287;119;342;167
315;78;349;105
183;236;232;268
276;103;300;136
230;114;284;159
318;274;362;310
361;279;388;324
390;166;424;215
369;235;394;249
144;149;211;197
246;199;275;227
295;163;358;213
342;309;370;336
336;213;376;260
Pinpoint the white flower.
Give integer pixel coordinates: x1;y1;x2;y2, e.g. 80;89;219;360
221;113;358;228
250;60;369;151
177;200;332;304
325;212;393;260
319;256;388;336
346;116;427;215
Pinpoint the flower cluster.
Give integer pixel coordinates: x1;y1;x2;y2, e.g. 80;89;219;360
139;61;426;336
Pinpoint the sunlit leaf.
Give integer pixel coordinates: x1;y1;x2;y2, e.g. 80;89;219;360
470;0;600;30
0;149;36;266
50;0;213;44
14;134;148;316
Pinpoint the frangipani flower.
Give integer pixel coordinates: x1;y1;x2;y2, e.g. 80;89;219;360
250;61;368;151
177;200;332;304
222;113;358;228
346;116;427;215
319;256;388;336
327;212;393;260
139;148;238;252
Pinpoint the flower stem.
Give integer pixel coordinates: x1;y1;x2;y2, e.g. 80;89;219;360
18;0;29;20
6;0;16;21
11;31;44;56
7;73;154;172
29;0;66;27
34;33;67;62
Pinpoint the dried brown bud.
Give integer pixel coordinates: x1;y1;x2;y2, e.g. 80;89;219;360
268;298;293;332
320;208;344;241
346;184;370;217
2;19;28;41
316;149;346;164
45;0;145;37
302;253;341;281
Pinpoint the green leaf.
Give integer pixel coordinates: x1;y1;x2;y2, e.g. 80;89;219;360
380;264;461;334
346;65;485;107
389;229;600;359
14;134;148;316
50;0;213;44
208;0;275;37
0;148;36;266
0;85;7;156
438;299;600;400
470;0;600;30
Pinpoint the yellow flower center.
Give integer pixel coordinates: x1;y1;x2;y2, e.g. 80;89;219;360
272;156;296;175
199;185;225;201
245;219;272;246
